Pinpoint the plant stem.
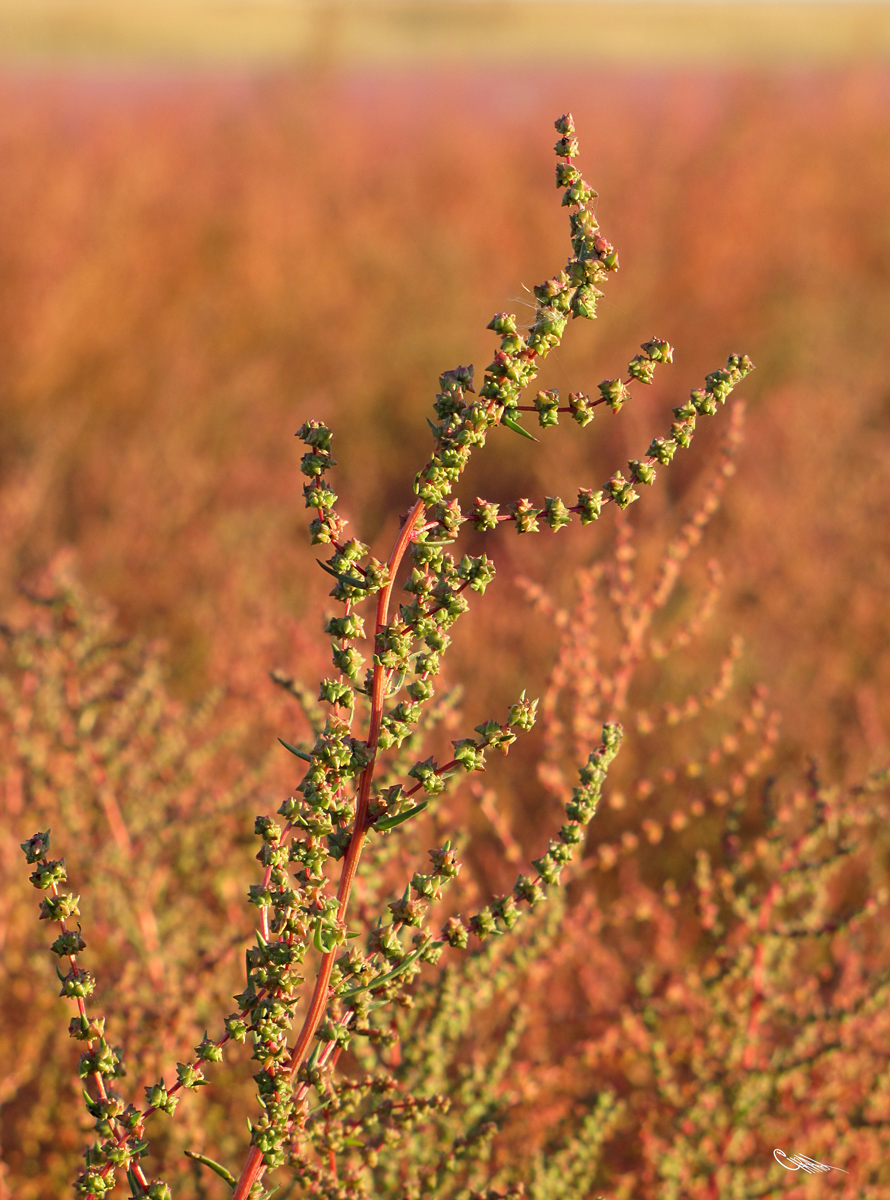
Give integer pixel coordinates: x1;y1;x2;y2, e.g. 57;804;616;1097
230;499;425;1200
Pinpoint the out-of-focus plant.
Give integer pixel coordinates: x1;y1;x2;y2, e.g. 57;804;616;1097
12;114;760;1199
501;454;890;1197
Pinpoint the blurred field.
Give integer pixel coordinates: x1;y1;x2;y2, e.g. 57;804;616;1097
2;0;890;66
1;57;890;1197
1;65;888;765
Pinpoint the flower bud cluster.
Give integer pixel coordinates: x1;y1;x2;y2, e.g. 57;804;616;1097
490;352;752;533
410;114;618;505
21;830;165;1199
442;724;623;947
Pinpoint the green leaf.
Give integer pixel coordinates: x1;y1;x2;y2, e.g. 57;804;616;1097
278;737;312;763
313;919;327;953
502;414;539;442
316;559;370;590
386;670;408;696
373;801;429;832
339;941;438;1000
184;1150;236;1189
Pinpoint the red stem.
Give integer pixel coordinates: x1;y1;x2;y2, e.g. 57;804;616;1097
231;499;425;1200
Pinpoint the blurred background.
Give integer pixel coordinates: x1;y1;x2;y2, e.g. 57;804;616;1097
2;0;890;1193
2;0;889;759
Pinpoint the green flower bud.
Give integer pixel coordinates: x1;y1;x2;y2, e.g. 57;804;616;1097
469;498;500;532
21;830;50;863
428;845;461;878
531;853;562;886
74;1168;113;1196
558;822;585;846
458;553;496;593
407;678;434;702
704;367;735;401
555;161;581;188
628;459;657;486
554;134;580;158
78;1041;122;1079
543;496;571;531
248;885;273;909
325;614;365;640
309;511;346;545
296;420;333;451
604;472;639;510
647;437;677;465
332;645;364;679
51;929;86;957
565;789;596;823
303;482;337;511
68;1015;105;1041
225;1015;249;1042
145;1082;179;1116
40;892;80;922
597;378;630;412
408;757;448;795
486;311;518;335
388;894;427;927
411;873;443;901
491;894;520;929
58;967;95;999
300;450;336;478
690;388;718;416
568;391;594;426
442;916;469;948
30;859;67;890
254;816;281;844
196;1036;224;1063
671;418;696;449
176;1062;206;1090
534;389;560;429
570;284;600;319
368;923;403;958
641;337;673;363
452;738;485;772
508;692;538;731
508;498;541;534
415;650;441;676
469;907;498;940
145;1182;173;1200
318;678;354;708
627;354;656;385
513;874;546;907
577;488;603;524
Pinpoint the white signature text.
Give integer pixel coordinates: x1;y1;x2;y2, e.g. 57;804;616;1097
774;1149;849;1175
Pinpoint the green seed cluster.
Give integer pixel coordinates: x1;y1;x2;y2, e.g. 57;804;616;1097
412;113;618;513
442;723;623;947
20;830;171;1200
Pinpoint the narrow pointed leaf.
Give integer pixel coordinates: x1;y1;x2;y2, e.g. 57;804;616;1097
184;1150;236;1188
502;414;539;441
316;559;370;590
278;737;312;763
385;670;407;696
373;801;429;832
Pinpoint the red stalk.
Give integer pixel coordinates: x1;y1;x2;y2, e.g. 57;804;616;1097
231;499;424;1200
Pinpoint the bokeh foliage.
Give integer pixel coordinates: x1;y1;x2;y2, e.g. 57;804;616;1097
1;66;889;1198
